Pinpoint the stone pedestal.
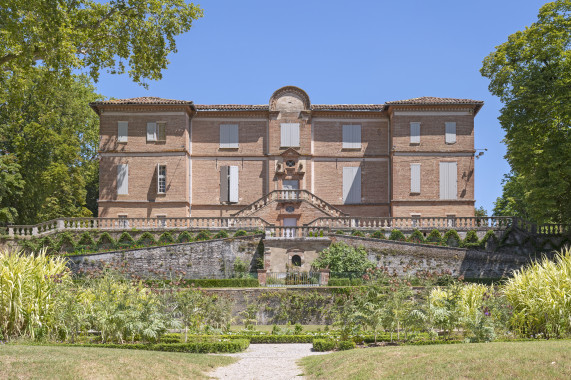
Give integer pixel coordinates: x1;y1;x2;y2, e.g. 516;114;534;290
257;269;267;286
319;269;330;286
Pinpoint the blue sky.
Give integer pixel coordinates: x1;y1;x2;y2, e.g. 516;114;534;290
93;0;550;214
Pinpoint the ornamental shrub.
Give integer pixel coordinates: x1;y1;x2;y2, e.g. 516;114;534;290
77;232;96;247
177;231;194;243
370;230;385;239
463;230;480;248
338;340;356;350
313;339;336;351
351;230;365;237
117;231;135;248
195;230;211;241
58;232;77;252
480;230;498;250
408;229;425;244
233;230;248;237
388;229;406;241
214;230;229;239
96;232;116;250
39;236;58;255
443;230;461;247
158;232;175;244
426;229;443;244
137;232;157;246
312;242;374;273
335;230;345;235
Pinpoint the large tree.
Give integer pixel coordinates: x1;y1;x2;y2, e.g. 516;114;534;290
481;0;571;224
0;0;203;85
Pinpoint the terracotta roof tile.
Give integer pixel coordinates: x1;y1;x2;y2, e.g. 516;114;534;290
312;104;384;111
91;97;194;106
385;96;484;105
195;104;268;111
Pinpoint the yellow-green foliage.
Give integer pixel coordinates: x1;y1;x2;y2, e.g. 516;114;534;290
0;249;70;339
503;248;571;337
458;283;488;319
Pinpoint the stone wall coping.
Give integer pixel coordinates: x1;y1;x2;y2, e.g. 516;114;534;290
333;234;469;252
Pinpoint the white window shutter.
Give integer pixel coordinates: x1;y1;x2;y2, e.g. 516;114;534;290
410;122;420;144
353;125;361;149
280;124;289;147
439;162;457;199
117;164;128;195
117;122;128;142
229;125;239;148
229;166;239;202
448;162;457;199
220;166;229;202
220;125;229;148
445;122;456;144
147;122;157;141
342;125;351;148
290;123;300;147
343;167;361;204
410;164;420;193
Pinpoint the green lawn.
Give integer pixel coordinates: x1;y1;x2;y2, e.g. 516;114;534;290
301;340;571;380
0;345;236;380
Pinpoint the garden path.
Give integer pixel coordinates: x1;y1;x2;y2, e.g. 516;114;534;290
211;343;327;380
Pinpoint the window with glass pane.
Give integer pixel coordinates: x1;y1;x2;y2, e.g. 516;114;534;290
158;165;166;193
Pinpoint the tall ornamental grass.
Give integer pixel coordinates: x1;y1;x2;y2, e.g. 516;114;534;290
503;248;571;338
0;249;69;340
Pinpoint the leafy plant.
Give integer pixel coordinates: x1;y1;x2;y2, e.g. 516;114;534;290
96;232;116;250
351;230;365;237
233;230;248;237
312;243;374;273
137;232;157;246
158;232;175;244
443;230;461;247
370;230;385;239
195;230;211;241
214;230;229;239
408;229;425;244
117;232;136;248
426;229;443;244
177;231;193;243
388;229;406;241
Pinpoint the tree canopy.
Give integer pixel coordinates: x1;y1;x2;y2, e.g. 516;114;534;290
481;0;571;223
0;0;203;85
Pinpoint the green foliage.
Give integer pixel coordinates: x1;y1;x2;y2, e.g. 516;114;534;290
503;248;571;338
464;231;479;244
370;230;385;239
426;229;443;244
351;230;365;237
158;232;175;244
328;278;364;286
480;230;498;250
233;258;249;278
96;232;116;250
38;236;58;255
481;1;571;223
335;230;345;235
71;339;249;353
313;339;336;351
312;243;374;273
137;232;157;246
213;230;229;239
408;229;425;244
443;230;461;247
117;232;135;248
0;249;71;340
0;0;203;86
168;278;259;288
233;230;248;237
338;340;356;350
388;229;406;241
0;155;24;223
195;230;211;241
77;232;96;247
176;231;193;243
58;232;77;252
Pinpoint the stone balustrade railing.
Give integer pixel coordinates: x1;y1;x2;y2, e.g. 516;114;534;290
8;217;270;238
264;226;330;239
306;216;516;231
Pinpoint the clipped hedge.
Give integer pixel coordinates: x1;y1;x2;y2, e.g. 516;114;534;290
177;231;194;243
338;340;356;350
370;230;385;239
328;278;364;287
426;229;443;244
389;229;406;241
214;230;229;239
195;230;212;241
443;230;461;247
60;339;250;353
313;339;336;352
177;278;259;288
408;229;425;244
233;230;248;237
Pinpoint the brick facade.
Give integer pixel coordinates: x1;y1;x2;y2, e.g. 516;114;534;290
91;87;483;224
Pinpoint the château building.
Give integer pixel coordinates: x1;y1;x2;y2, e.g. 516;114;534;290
90;86;483;228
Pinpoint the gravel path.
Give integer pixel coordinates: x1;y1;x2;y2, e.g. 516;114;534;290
211;343;327;380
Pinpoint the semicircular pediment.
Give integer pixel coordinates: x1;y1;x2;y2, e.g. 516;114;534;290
269;86;310;112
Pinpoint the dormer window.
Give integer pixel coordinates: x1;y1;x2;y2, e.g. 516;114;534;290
286;160;296;168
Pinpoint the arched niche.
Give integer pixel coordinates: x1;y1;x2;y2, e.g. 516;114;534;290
269;86;310;113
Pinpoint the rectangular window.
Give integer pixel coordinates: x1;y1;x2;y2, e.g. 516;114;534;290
280;123;300;147
439;162;458;200
117;164;128;195
220;124;239;148
220;165;239;203
117;121;128;143
343;166;361;204
147;122;157;142
445;122;456;144
342;125;361;149
157;164;166;194
410;163;421;193
410;122;421;144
